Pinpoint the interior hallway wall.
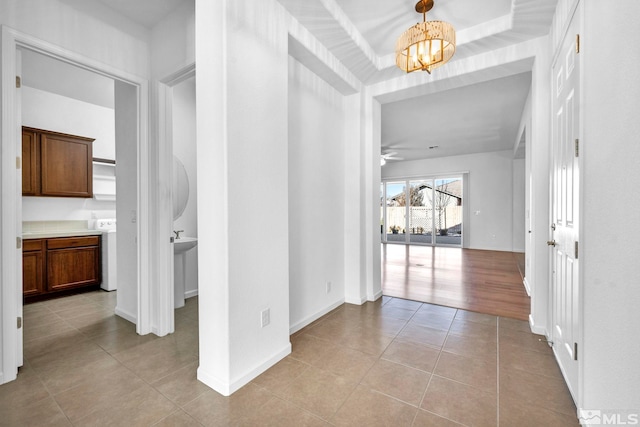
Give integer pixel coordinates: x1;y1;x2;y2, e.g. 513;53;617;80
581;0;640;412
288;57;346;333
512;158;526;252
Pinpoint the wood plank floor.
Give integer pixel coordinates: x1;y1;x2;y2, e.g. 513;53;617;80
381;244;530;320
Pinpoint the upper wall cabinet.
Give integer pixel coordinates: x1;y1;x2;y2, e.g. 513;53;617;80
22;127;94;198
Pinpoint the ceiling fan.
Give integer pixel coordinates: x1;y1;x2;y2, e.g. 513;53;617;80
380;151;403;166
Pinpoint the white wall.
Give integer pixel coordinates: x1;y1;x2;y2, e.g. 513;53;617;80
151;0;195;80
21;86;116;221
288;57;345;332
580;0;640;412
0;0;149;77
172;77;198;297
512;158;525;252
22;86;115;159
521;37;551;334
114;81;138;323
382;150;517;251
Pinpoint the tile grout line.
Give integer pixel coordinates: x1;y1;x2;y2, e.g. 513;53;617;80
413;306;459;424
324;297;410;424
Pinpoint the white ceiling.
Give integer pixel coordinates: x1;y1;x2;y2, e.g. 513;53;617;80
382;72;531;160
95;0;189;28
280;0;557;162
20;0;557;164
21;49;114;109
338;0;512;58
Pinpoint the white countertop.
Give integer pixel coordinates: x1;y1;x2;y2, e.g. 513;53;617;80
22;230;104;240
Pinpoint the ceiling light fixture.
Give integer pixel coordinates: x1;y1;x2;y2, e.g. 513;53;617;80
395;0;456;74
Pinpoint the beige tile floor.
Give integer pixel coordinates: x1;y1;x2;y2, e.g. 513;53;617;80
0;291;579;426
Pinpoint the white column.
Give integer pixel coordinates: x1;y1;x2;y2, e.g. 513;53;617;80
196;0;291;395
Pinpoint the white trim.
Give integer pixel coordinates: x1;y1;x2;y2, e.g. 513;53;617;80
198;343;292;397
136;79;151;336
345;295;367;305
161;64;196;87
1;26;151;384
523;277;531;296
115;306;137;324
1;25;20;385
369;289;383;301
155;63;196;337
289;299;344;335
184;289;199;299
382;171;471;181
528;313;547;335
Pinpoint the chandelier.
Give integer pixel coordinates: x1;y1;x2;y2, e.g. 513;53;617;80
395;0;456;74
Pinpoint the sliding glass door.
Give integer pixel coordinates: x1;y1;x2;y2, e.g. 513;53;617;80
434;178;463;245
409;179;433;245
382;176;463;247
384;181;405;243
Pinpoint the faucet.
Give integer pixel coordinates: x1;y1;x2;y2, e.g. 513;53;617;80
173;230;184;239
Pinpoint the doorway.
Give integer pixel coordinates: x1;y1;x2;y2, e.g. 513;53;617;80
1;29;150;385
168;69;198;313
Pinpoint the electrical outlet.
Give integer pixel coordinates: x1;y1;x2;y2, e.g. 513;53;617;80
326;281;332;294
261;308;270;328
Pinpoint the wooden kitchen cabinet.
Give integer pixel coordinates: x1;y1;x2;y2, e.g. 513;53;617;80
23;235;101;302
22;239;45;297
22;128;39;196
47;236;100;292
22;127;94;198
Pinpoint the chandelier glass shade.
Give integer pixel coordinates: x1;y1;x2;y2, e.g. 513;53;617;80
395;0;456;74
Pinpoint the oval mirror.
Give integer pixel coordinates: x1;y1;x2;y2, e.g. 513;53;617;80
173;155;189;220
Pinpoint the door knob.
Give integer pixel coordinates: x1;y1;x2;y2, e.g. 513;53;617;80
547;240;557;246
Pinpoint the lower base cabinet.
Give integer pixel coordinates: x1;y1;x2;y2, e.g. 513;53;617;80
23;240;45;297
23;235;101;302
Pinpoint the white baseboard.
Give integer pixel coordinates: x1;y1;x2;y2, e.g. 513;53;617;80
289;299;344;335
115;306;136;324
369;290;383;301
185;289;199;299
528;314;547;335
345;295;367;305
523;277;531;296
197;343;292;396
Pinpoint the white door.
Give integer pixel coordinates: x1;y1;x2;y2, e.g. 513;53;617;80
550;6;581;400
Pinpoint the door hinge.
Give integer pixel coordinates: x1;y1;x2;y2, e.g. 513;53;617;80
17;317;22;329
575;139;579;157
16;76;21;88
16;237;22;249
575;241;579;259
574;342;578;360
16;156;21;169
576;34;580;54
